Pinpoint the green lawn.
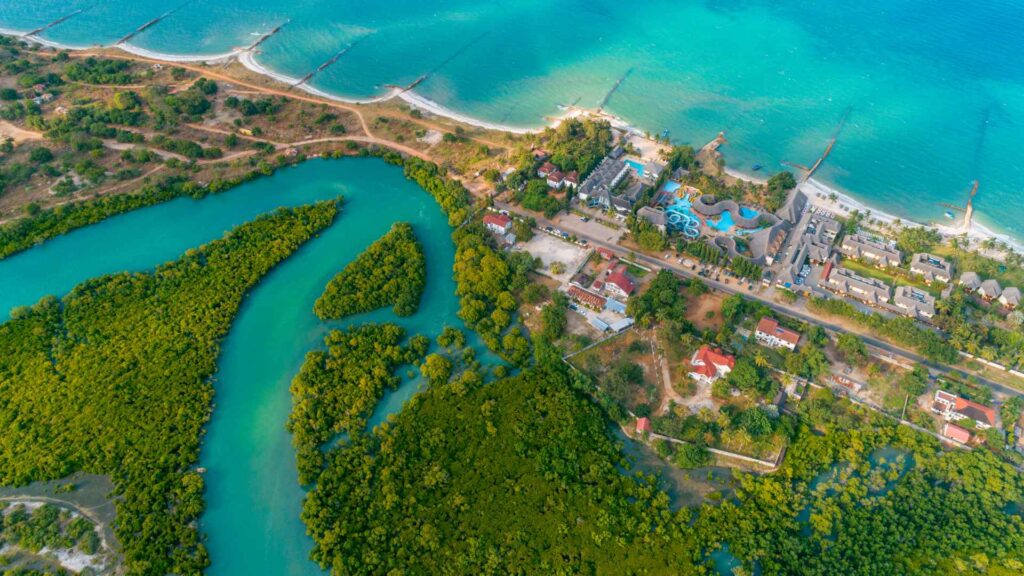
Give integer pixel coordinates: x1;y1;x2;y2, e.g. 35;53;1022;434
932;244;1024;288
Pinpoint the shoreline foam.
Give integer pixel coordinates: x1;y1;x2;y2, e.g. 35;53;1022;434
116;43;243;64
6;32;1022;251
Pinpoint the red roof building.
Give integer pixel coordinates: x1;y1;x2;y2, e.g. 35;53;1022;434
605;265;635;298
564;170;580;188
567;286;607;310
954;397;996;429
483;213;512;234
636;417;652;435
754;317;801;350
532;148;549;160
688;345;736;385
932;390;997;430
597;247;614;260
547;170;565;188
537;161;557;178
942;422;972;444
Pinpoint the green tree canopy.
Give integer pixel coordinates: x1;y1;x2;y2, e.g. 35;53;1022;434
314;222;427;319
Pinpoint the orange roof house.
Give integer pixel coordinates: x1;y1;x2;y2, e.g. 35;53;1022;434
636;417;652;435
754;317;801;350
687;345;735;385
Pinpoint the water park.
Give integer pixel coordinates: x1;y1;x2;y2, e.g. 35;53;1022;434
657;181;765;240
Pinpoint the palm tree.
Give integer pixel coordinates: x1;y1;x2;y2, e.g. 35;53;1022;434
980;346;997;362
754;350;769;368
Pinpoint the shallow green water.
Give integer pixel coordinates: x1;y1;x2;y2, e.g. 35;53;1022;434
0;158;492;574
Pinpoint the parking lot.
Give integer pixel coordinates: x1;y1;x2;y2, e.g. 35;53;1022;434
549;210;626;244
517;233;592;283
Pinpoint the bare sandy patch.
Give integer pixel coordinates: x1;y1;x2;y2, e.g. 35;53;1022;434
0;120;43;144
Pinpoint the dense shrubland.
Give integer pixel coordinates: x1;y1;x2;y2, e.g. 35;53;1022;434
0;201;338;574
314;222;426;319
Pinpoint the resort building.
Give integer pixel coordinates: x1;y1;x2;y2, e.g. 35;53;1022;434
942;422;972;445
532;148;549;161
747;224;789;266
999;287;1021;309
959;271;982;292
838;234;902;267
910;253;953;284
636;206;667;233
978;279;1003;300
576;156;630;209
826;266;893;305
483;213;512;235
774;211;840;285
610;195;632;214
623;181;645;206
688;345;736;385
775;189;808;224
800;232;834;264
605;265;636;298
931;390;996;430
754;317;801;350
642;161;666;182
537;161;557;178
893;286;936;319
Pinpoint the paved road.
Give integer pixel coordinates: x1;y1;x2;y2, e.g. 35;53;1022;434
497;200;1024;401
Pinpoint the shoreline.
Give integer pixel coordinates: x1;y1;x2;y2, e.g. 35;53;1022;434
6;31;1022;252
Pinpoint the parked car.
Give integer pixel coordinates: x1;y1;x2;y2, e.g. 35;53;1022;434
545;226;553;232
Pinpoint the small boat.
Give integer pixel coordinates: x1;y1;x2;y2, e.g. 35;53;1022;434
944;211;955;220
752;164;763;171
661;129;670;139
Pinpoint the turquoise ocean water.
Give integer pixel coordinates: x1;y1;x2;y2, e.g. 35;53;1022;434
0;158;495;574
2;0;1021;240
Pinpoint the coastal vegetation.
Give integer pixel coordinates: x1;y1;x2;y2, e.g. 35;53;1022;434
807;296;958;363
628;211;669;251
287;324;429;484
0;201;338;574
383;153;533;366
515;178;563;217
314;222;426;319
763;170;797;212
0;502;103;563
292;322;1024;575
697;397;1024;575
535;117;612;175
301;361;698;574
0;170;290;260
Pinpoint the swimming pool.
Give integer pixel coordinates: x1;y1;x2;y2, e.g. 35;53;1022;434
709;211;736;232
664;194;764;236
663;180;681;193
626;159;645;176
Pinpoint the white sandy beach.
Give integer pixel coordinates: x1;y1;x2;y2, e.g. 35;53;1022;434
7;33;1023;253
796;176;1024;253
117;42;242;64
